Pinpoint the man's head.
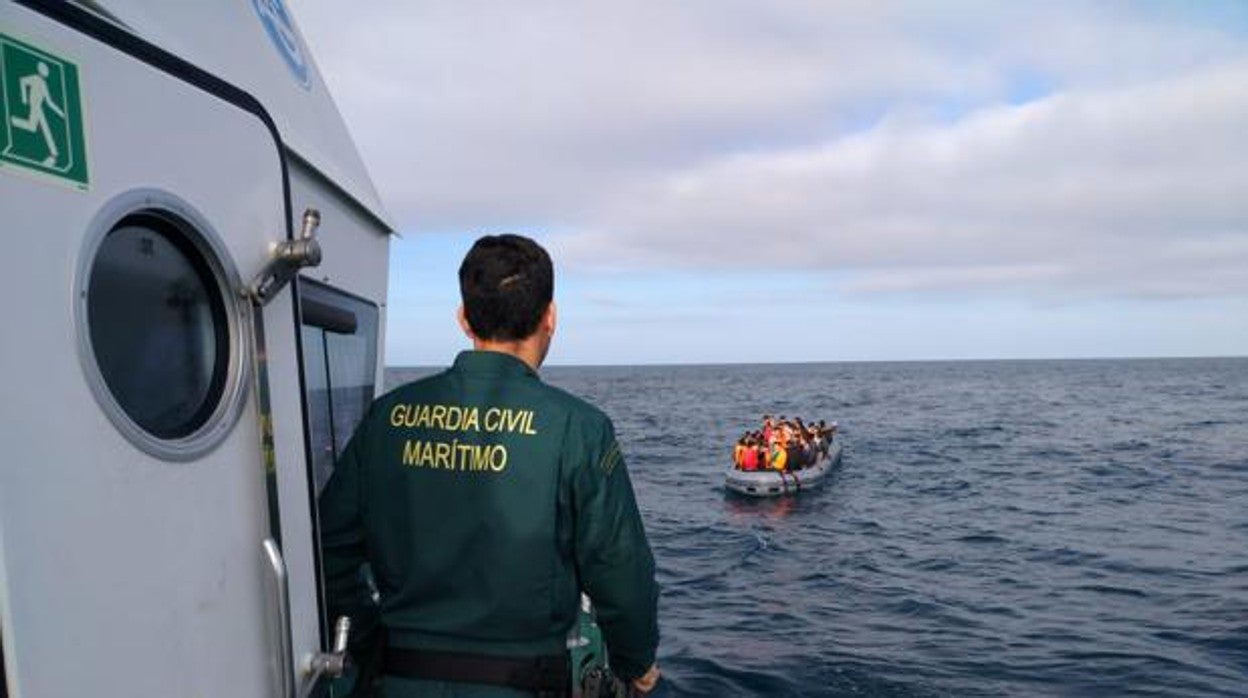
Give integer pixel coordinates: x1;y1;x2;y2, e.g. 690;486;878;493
458;234;556;366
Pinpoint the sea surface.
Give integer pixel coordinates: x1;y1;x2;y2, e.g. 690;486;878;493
387;358;1248;697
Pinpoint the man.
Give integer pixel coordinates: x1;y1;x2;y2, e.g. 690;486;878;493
319;234;661;697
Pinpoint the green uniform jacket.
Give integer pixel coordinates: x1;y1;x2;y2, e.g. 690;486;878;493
319;350;659;689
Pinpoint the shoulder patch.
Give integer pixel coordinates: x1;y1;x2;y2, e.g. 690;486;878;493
599;441;622;475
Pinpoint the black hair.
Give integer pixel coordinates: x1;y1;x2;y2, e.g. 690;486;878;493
458;234;554;341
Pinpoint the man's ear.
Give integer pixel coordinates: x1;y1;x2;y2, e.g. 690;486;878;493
543;301;557;337
457;304;476;340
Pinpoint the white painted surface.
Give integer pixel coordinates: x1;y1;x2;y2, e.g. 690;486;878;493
93;0;393;229
0;5;290;695
1;3;394;695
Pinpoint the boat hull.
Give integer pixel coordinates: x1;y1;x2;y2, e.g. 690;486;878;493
724;443;843;497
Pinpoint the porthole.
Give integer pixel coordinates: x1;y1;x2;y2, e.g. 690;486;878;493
75;190;249;461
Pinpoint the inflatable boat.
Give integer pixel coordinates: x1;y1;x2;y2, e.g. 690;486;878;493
724;443;843;497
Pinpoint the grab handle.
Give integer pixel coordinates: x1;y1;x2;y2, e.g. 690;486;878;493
263;538;296;698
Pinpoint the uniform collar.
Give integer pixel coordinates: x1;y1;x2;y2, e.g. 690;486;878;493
452;350;539;378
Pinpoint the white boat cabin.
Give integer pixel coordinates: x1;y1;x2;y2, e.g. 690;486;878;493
0;1;393;695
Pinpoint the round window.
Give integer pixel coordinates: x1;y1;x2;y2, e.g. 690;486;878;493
88;213;229;439
76;192;249;460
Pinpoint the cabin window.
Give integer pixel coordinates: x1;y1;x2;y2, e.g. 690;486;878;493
87;213;229;439
298;280;380;493
76;198;248;461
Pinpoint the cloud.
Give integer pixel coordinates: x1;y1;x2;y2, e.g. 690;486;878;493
563;58;1248;297
294;0;1248;300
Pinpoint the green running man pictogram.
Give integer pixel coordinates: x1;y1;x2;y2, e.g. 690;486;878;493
9;60;66;166
1;30;89;188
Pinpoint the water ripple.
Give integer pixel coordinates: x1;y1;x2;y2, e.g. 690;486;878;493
387;357;1248;696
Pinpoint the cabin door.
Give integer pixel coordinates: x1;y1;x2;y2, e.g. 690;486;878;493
0;4;305;697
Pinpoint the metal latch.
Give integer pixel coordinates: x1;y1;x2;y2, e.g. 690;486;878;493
249;208;323;305
301;615;352;692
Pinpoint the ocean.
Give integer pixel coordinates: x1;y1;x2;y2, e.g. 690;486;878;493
387;357;1248;697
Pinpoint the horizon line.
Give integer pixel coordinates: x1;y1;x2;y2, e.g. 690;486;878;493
386;353;1248;370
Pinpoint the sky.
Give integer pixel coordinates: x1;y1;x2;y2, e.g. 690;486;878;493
292;1;1248;366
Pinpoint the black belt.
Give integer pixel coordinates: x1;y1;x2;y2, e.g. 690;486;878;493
384;645;570;694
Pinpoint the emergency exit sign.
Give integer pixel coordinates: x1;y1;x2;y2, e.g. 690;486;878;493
1;30;89;189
